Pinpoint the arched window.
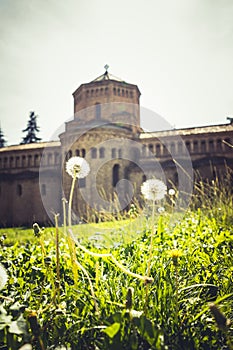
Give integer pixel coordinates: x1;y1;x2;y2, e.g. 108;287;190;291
91;147;97;159
209;140;214;152
156;144;161;156
16;156;20;167
201;140;206;152
65;150;72;161
113;164;120;187
99;147;105;158
113;87;116;95
47;153;53;165
4;157;8;168
170;143;175;154
112;148;116;158
81;149;86;157
185;141;191;152
76;149;80;156
118;149;122;158
41;154;46;166
22;155;26;167
178;142;183;154
142;174;146;182
216;139;222;151
148;144;154;154
41;184;46;196
193;141;198;153
28;155;32;166
95;103;101;120
17;184;22;196
54;153;60;165
10;157;14;167
34;155;39;166
163;144;169;156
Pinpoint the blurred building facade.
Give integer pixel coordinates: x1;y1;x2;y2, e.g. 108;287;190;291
0;70;233;227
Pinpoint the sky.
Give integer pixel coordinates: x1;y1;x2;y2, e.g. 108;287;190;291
0;0;233;145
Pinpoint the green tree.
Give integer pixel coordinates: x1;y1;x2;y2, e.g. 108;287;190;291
0;125;6;148
21;111;41;144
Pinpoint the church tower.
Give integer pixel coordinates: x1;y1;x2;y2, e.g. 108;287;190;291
59;67;142;221
72;66;141;129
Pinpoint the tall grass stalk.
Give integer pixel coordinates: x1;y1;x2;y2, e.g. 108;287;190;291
144;199;155;313
74;258;99;315
33;223;45;267
54;213;60;304
62;197;67;233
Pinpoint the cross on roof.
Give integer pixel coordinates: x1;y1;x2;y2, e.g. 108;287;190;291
104;64;109;72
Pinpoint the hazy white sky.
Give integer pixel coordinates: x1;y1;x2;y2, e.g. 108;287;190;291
0;0;233;145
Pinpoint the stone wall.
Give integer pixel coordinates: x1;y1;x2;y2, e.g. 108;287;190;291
0;142;61;227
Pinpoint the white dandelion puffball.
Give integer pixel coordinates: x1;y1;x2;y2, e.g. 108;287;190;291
168;188;176;196
158;206;165;214
66;157;90;179
0;264;8;290
141;179;167;201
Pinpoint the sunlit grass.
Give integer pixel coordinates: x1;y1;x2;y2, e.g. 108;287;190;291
0;173;233;349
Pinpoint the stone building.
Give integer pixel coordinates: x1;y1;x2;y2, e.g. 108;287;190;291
0;70;233;227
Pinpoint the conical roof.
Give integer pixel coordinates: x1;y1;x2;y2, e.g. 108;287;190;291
91;70;126;83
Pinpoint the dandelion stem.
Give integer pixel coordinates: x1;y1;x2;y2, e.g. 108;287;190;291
110;255;153;283
68;175;77;227
67;174;79;287
69;231;112;257
147;199;155;277
69;229;153;283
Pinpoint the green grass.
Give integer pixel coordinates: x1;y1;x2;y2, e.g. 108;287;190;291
0;218;141;247
0;182;233;349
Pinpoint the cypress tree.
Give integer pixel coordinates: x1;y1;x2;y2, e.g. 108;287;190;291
0;125;6;148
21;111;41;144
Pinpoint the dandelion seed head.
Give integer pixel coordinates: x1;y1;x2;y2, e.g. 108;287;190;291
141;179;167;201
66;156;90;179
168;188;176;196
158;206;165;214
0;264;8;290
